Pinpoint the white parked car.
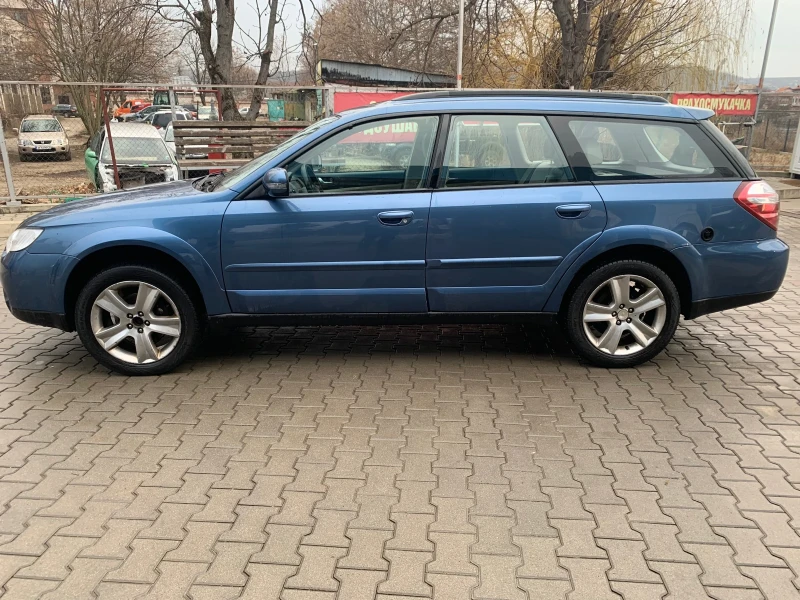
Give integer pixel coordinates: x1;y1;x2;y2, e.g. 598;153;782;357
162;121;205;159
197;106;219;121
143;110;192;130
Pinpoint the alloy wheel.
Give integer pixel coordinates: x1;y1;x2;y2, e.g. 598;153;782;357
89;280;182;364
582;274;667;356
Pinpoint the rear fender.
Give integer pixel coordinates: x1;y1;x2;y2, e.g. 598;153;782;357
543;225;694;312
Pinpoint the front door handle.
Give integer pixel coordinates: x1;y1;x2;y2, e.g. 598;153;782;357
555;204;592;219
378;210;414;226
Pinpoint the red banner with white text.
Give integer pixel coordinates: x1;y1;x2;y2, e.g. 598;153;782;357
333;91;413;112
670;93;757;116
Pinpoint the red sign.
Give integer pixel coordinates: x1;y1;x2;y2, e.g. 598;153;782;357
333;91;413;112
671;93;757;116
340;120;418;144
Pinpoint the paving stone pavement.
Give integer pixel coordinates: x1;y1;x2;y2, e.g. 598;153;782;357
2;214;800;600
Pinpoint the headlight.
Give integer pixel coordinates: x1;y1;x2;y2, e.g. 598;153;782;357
5;228;43;252
54;139;64;145
20;140;34;147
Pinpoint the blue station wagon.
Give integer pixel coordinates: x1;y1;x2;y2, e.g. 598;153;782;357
1;91;789;375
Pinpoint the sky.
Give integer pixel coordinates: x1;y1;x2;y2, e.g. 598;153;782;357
743;0;799;78
239;0;799;81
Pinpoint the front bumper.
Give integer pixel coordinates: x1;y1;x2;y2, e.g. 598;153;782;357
18;145;70;156
1;249;74;331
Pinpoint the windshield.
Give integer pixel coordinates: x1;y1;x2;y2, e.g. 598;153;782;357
102;136;173;164
21;119;62;133
215;116;340;191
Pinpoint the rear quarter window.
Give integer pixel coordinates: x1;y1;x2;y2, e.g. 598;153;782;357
553;116;741;182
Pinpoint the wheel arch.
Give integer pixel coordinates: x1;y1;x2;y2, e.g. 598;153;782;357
63;243;222;330
554;244;693;318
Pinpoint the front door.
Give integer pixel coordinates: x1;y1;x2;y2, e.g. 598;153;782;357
426;114;607;312
221;114;441;314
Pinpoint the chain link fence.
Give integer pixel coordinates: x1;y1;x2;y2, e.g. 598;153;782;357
0;82;331;203
1;83;798;205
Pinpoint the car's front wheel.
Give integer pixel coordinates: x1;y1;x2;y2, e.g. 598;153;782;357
75;265;201;375
564;260;680;368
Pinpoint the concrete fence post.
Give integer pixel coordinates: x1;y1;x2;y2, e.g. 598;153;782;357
0;113;19;206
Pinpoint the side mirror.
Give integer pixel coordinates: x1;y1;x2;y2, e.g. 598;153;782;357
263;167;289;198
12;128;19;134
85;149;96;159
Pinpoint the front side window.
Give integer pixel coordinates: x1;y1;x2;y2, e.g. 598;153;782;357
442;115;572;188
566;117;738;180
285;115;439;195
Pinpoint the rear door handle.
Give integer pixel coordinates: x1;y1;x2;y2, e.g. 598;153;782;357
555;204;592;219
378;210;414;226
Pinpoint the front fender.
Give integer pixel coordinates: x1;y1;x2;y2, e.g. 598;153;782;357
542;225;693;313
62;226;230;315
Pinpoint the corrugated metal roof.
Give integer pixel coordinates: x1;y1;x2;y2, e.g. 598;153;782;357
320;59;455;88
0;0;28;11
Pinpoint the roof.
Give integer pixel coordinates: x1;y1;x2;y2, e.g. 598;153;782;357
320;59;455;88
109;122;163;138
0;0;27;9
396;90;669;103
370;91;712;120
148;109;191;115
22;114;58;120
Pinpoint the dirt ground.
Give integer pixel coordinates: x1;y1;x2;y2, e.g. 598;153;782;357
750;147;793;170
1;117;95;200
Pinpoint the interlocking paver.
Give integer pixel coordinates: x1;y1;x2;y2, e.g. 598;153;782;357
5;221;800;598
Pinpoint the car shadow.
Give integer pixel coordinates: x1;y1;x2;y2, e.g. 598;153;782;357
193;323;578;363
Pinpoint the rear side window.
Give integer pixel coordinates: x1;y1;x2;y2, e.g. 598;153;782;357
560;117;739;181
442;115;573;188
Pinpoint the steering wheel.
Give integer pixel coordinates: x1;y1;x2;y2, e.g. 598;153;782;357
302;163;323;193
288;174;308;194
286;162;322;194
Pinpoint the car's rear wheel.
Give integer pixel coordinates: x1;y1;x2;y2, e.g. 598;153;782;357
564;260;680;368
75;265;201;375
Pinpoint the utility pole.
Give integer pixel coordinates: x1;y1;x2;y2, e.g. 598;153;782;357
745;0;780;158
456;0;464;89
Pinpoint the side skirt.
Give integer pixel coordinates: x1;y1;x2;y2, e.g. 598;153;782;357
207;312;559;327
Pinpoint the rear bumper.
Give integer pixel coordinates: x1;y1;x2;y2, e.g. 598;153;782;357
6;305;70;330
673;237;789;317
685;290;778;319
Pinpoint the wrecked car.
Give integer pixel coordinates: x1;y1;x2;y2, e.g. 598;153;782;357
84;122;179;192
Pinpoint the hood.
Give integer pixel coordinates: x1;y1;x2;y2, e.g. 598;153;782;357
18;130;65;142
21;180;203;227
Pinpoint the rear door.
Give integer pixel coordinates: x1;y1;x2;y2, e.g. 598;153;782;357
426;114;607;312
548;116;755;246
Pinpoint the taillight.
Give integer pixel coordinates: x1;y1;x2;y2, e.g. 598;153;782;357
734;180;780;230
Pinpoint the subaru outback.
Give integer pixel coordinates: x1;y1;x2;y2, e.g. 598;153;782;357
1;91;788;375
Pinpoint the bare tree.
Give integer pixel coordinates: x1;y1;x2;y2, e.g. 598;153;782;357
313;0;751;91
177;25;209;86
19;0;170;133
151;0;293;119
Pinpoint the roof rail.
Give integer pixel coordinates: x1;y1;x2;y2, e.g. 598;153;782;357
393;90;670;104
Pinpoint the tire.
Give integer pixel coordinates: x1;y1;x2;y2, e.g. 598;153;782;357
63;150;72;161
75;265;201;375
563;260;680;368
